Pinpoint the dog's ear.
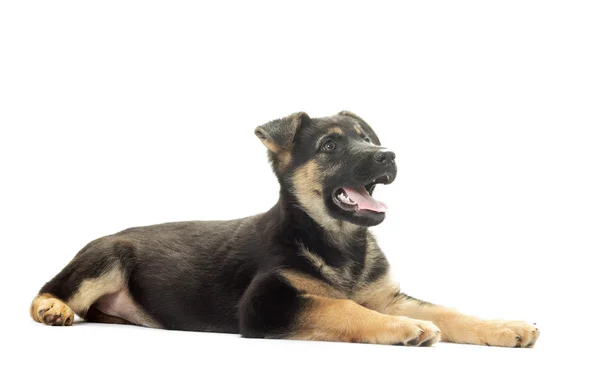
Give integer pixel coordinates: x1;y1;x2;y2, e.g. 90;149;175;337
338;110;381;146
255;112;310;153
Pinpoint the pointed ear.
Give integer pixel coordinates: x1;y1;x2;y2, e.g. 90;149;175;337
254;112;310;153
338;110;381;145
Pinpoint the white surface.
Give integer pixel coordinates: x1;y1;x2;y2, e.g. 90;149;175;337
3;320;587;375
1;1;598;374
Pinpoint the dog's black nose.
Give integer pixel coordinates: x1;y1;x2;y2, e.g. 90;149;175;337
374;150;396;165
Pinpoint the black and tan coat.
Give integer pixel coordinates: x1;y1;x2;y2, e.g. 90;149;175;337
30;111;539;348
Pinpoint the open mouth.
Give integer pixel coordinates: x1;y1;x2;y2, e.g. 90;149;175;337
331;174;391;214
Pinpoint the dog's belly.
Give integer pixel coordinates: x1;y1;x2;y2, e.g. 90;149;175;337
94;291;157;327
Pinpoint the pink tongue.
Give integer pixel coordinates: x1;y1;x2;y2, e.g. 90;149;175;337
343;187;388;213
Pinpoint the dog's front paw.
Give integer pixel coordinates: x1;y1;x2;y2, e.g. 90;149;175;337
388;318;441;347
475;320;539;348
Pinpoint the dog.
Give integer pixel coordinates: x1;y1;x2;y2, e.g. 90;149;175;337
30;111;539;347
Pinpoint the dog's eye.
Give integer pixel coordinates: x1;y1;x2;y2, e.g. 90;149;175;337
322;140;337;152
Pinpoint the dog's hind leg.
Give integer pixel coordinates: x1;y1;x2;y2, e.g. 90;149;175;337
30;238;144;327
85;305;133;325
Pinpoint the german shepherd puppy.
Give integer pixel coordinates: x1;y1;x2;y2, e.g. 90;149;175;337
30;111;539;347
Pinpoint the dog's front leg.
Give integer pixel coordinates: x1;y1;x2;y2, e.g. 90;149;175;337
382;293;540;348
238;273;440;346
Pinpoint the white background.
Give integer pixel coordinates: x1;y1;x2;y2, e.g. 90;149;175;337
1;1;598;375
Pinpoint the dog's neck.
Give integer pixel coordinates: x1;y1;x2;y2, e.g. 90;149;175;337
264;190;368;264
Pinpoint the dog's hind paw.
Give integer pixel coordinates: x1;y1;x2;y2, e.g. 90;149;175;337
30;294;75;326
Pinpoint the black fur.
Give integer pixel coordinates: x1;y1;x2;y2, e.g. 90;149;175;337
38;111;397;338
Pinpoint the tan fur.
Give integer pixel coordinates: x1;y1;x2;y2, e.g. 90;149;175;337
259;139;292;170
259;138;282;154
67;267;125;317
354;124;363;135
353;268;540;348
291;161;360;242
277;150;292;170
383;299;540;347
291;160;328;225
279;270;345;299
289;295;441;345
30;293;75;326
352;272;400;312
329;126;344;135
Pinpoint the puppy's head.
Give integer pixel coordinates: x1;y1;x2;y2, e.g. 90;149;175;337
255;111;397;228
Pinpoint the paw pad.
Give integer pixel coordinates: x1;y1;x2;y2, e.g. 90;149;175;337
407;337;421;346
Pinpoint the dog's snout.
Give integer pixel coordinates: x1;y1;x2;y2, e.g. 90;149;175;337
374;150;396;165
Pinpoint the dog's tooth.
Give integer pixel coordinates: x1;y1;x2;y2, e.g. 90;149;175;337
338;194;354;205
